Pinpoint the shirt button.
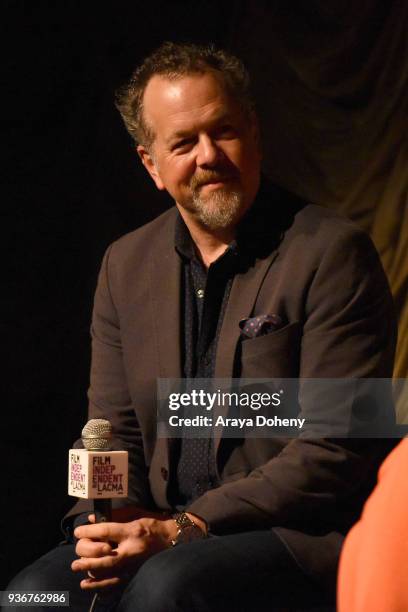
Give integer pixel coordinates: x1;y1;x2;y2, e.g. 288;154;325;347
196;288;205;299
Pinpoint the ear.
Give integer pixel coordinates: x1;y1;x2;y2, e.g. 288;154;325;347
137;145;165;190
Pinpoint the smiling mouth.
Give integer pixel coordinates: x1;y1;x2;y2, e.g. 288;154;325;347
197;177;233;189
201;180;227;188
191;170;238;194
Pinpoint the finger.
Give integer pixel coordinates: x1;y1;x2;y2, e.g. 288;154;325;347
75;538;112;558
74;522;123;542
71;553;120;574
88;514;96;524
80;576;122;591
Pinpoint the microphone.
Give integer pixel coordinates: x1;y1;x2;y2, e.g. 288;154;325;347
68;418;128;523
82;419;113;523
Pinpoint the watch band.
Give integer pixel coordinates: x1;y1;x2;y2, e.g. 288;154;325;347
171;512;207;546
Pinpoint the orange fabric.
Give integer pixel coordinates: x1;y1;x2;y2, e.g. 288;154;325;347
338;438;408;612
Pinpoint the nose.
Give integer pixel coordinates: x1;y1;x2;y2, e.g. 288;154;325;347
196;134;222;167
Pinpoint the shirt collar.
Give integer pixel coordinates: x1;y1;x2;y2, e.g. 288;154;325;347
174;214;195;261
174;214;238;266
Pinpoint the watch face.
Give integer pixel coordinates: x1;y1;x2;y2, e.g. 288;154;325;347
177;525;206;544
175;513;195;529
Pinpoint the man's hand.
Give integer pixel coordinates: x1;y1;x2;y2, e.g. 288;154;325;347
71;512;206;590
72;515;177;590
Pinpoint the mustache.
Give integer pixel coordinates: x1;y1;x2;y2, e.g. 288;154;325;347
190;169;237;190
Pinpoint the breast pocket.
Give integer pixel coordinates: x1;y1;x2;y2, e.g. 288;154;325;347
240;321;302;378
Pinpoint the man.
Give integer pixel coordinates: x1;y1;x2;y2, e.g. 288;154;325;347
9;42;396;611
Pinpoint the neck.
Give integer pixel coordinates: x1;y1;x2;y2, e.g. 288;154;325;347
177;207;236;268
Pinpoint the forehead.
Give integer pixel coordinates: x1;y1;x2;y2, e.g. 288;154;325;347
142;72;242;139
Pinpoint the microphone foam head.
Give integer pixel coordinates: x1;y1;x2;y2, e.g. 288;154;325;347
81;419;112;450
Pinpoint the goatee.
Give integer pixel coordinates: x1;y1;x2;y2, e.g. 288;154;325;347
190;169;242;230
191;188;242;230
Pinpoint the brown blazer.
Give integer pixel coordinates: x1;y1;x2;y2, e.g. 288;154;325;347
66;185;397;589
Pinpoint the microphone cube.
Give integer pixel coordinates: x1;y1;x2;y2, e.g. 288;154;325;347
68;449;128;499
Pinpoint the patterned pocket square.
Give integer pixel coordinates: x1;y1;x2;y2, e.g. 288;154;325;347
239;314;283;339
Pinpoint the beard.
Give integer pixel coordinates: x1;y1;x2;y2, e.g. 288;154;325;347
189;170;244;230
191;188;243;230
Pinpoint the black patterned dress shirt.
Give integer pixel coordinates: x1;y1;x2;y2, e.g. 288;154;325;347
173;215;238;505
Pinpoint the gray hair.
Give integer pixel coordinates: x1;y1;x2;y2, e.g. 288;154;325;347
115;41;255;149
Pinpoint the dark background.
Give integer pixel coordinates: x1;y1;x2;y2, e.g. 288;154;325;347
3;1;407;586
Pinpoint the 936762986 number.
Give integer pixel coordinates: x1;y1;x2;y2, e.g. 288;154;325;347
0;592;69;607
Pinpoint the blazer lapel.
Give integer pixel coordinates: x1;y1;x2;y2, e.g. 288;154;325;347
148;212;182;508
215;253;278;377
213;251;279;450
149;223;182;380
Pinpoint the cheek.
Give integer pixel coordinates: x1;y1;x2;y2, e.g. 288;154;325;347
158;159;195;197
222;141;254;170
171;158;196;185
241;141;261;170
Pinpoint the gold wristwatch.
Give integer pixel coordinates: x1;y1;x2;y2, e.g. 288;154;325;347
171;512;207;546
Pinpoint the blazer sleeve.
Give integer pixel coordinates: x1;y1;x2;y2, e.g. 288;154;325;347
187;227;398;533
63;244;153;525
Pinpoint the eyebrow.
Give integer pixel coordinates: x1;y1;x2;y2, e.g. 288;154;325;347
166;130;194;144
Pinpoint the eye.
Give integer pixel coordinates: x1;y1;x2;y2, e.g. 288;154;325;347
214;124;237;139
172;137;195;152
